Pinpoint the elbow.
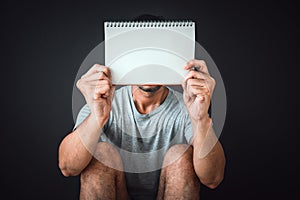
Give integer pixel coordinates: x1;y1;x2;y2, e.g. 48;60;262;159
60;168;71;177
204;181;220;189
201;175;224;189
60;168;80;177
58;161;81;177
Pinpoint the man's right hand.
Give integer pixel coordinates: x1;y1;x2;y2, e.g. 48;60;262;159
76;64;115;126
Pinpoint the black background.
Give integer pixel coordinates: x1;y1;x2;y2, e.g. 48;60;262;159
1;0;299;199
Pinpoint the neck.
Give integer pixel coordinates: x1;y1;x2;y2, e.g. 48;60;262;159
132;86;169;114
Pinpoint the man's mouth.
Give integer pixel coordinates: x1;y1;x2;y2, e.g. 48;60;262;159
138;85;162;93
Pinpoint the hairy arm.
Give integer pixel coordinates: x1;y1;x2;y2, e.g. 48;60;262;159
58;64;114;176
58;114;105;176
182;59;226;188
191;117;225;189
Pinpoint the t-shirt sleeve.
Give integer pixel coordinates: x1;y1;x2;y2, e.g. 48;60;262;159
184;114;193;144
73;104;91;130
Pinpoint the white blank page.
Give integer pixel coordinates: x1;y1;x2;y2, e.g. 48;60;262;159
104;21;195;85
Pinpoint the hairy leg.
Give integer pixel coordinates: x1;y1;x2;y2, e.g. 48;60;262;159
157;144;200;200
80;142;130;200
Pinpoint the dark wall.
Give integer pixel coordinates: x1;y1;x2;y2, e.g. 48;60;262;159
1;0;298;199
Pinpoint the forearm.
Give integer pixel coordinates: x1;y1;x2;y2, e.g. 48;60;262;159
191;117;225;188
58;114;104;176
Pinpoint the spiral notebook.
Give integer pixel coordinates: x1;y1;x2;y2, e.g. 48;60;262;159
104;21;195;85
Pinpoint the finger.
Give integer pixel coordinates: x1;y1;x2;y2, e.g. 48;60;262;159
81;64;102;78
81;64;110;79
82;71;102;82
101;67;112;79
187;84;210;96
186;70;216;93
94;84;111;99
88;79;112;87
84;71;111;82
186;70;210;80
187;78;207;88
79;76;111;87
182;70;209;90
187;86;210;102
184;59;210;75
107;86;115;103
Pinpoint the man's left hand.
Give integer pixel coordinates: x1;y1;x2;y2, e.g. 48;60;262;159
182;59;215;121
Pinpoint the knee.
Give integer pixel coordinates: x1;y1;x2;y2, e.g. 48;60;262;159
163;144;193;168
80;144;122;200
82;142;123;178
93;142;123;171
162;144;200;195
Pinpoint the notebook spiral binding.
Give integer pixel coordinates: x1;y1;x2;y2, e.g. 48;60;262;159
105;20;194;28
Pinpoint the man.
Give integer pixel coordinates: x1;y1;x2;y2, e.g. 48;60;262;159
58;59;225;199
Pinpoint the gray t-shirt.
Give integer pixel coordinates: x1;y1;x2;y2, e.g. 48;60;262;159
74;86;193;199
